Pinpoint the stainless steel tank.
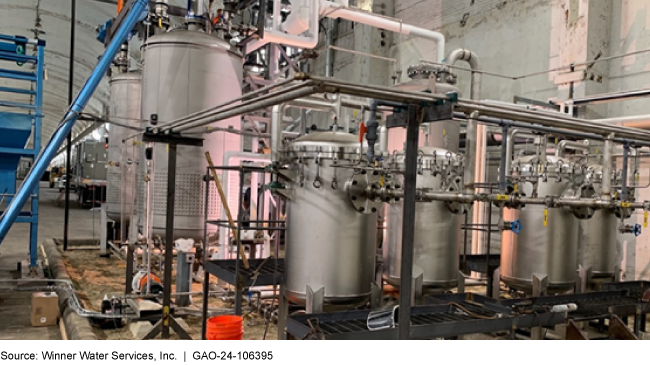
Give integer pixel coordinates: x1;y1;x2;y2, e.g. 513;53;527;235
106;72;142;222
283;131;377;307
501;155;579;293
141;30;242;239
383;147;462;289
577;165;617;279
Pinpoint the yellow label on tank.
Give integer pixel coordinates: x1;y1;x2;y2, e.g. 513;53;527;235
353;110;358;118
514;184;518;192
644;211;648;228
443;129;447;136
543;209;548;227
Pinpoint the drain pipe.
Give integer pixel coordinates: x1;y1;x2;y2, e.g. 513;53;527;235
366;99;406;162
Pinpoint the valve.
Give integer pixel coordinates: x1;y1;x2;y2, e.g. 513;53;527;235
619;223;642;236
510;219;522;235
501;219;522;234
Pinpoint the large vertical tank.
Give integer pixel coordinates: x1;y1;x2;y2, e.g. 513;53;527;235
501;155;579;293
283;131;377;307
141;30;242;239
383;147;462;289
577;165;617;279
106;72;142;222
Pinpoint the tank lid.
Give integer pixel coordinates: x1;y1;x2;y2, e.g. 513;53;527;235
143;30;231;51
287;131;360;156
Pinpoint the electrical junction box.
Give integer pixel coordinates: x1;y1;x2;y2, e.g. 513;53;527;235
30;292;59;327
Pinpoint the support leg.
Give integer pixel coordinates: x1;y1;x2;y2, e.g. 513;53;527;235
100;204;108;257
532;274;548;297
277;287;288;340
306;286;324;314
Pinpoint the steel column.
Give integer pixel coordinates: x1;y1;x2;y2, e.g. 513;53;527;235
398;105;419;340
64;0;76;252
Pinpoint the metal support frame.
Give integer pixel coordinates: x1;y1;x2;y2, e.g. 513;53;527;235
141;132;201;340
0;33;45;272
398;105;419;340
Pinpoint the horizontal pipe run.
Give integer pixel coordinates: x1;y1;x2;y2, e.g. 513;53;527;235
153;77;297;134
373;188;646;210
456;102;650;141
174;86;322;133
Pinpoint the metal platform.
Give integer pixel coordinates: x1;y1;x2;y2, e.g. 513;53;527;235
601;281;650;299
500;290;646;321
286;302;566;340
204;258;285;287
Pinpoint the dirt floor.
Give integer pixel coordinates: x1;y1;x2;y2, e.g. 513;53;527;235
59;247;278;340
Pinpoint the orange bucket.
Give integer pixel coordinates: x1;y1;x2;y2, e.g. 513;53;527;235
207;315;244;340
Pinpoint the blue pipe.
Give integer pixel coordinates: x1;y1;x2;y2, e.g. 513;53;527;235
0;0;149;243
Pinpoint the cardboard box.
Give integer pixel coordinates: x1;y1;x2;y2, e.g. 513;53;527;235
31;292;59;327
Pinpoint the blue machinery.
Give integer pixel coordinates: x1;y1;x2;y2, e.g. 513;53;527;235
0;0;149;269
0;34;45;271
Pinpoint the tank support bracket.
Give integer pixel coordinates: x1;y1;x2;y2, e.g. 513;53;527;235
532;274;548;297
306;286;324;314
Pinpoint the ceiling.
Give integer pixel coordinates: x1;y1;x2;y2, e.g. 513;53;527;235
0;0;188;147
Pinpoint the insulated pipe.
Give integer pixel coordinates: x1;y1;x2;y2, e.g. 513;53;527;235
602;135;614;201
246;0;319;53
555;140;590;157
0;0;149;243
323;4;446;62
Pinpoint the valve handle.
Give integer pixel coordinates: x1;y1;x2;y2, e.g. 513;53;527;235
510;219;522;235
359;122;367;143
634;223;642;237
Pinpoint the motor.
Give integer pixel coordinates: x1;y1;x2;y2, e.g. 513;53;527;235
132;271;163;295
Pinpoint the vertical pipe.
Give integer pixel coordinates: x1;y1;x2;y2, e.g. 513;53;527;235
499;125;508;193
0;0;149;243
234;168;245;315
162;144;177;339
64;0;76;251
325;18;335;78
201;166;210;340
398;105;419;340
602;135;614;201
622;142;630;201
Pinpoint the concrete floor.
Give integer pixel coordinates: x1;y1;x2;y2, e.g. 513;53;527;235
0;181;102;340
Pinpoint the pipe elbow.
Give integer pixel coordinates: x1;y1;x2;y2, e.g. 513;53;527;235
446;48;480;69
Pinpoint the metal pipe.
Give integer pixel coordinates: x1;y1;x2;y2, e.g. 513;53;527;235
323;4;446;62
325;17;335;78
499;125;508;193
152;77;296;135
593;114;650;129
602;135;613;201
271;103;287;163
64;0;76;252
622;142;630;201
569;88;650;106
0;0;149;244
505;129;538;175
457;102;650;141
174;85;321;133
555;140;590;157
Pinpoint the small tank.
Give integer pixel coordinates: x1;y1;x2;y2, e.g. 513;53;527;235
383;147;463;289
106;72;142;222
501;155;579;293
283;131;377;307
577;165;617;279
